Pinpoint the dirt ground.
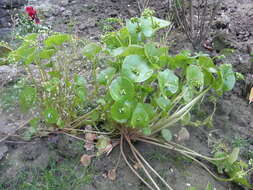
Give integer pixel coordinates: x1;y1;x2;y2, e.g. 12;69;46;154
0;0;253;190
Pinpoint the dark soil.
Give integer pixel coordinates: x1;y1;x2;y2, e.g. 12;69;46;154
0;0;253;190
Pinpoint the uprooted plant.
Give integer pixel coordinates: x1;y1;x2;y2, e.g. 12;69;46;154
87;10;252;189
3;9;253;190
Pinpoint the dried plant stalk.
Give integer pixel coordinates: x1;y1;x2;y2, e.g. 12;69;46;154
172;0;221;49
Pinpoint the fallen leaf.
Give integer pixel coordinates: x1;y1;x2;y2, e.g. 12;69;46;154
177;127;190;142
85;133;97;141
107;169;116;180
161;129;173;142
80;154;92;166
249;87;253;104
84;142;94;151
133;162;141;170
96;135;112;155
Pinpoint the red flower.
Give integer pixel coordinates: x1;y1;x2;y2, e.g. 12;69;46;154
25;6;40;24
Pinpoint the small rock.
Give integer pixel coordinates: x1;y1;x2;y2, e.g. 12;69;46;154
0;0;27;9
60;0;69;6
177;127;190;142
0;65;19;87
62;10;72;17
79;18;96;30
0;145;8;160
127;8;137;17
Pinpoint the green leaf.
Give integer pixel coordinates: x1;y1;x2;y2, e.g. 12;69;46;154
161;129;172;142
83;42;102;59
126;19;138;35
182;85;194;102
19;86;37;111
142;127;152;135
24;52;36;65
96;136;111;150
186;65;204;89
212;70;224;91
0;43;12;58
205;182;213;190
121;45;145;57
158;69;179;97
75;87;87;101
139;17;153;37
111;99;134;123
219;64;235;91
23;33;38;42
155;96;171;111
143;103;155;119
117;27;130;46
111;47;126;57
144;43;161;57
131;103;150;128
198;56;217;73
74;75;87;86
122;55;153;83
172;51;194;69
228;147;240;164
39;49;56;59
44;34;71;47
43;107;59;124
109;77;135;101
97;67;116;85
152;17;171;29
187;187;197;190
102;33;121;49
12;46;36;63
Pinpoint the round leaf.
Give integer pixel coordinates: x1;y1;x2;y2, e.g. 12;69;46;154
44;107;59;124
83;43;102;59
97;67;116;85
155;96;171;111
75;87;87;101
19;86;37;111
158;69;179;97
219;64;235;91
109;77;135;101
161;129;172;142
122;55;153;83
139;17;154;37
186;65;204;89
131;103;150;128
111;100;134;123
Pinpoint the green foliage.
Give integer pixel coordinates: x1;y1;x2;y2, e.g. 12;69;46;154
0;159;94;190
7;33;88;128
12;13;49;37
89;12;237;135
212;148;253;189
0;41;13;65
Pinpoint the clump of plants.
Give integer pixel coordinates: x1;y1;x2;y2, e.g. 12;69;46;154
4;9;253;190
6;33;91;136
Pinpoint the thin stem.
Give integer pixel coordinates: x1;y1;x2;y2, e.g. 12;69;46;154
125;135;161;190
120;135;155;190
142;136;228;161
136;138;233;182
62;128;112;135
129;140;174;190
70;106;100;128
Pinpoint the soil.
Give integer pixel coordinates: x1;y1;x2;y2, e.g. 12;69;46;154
0;0;253;190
